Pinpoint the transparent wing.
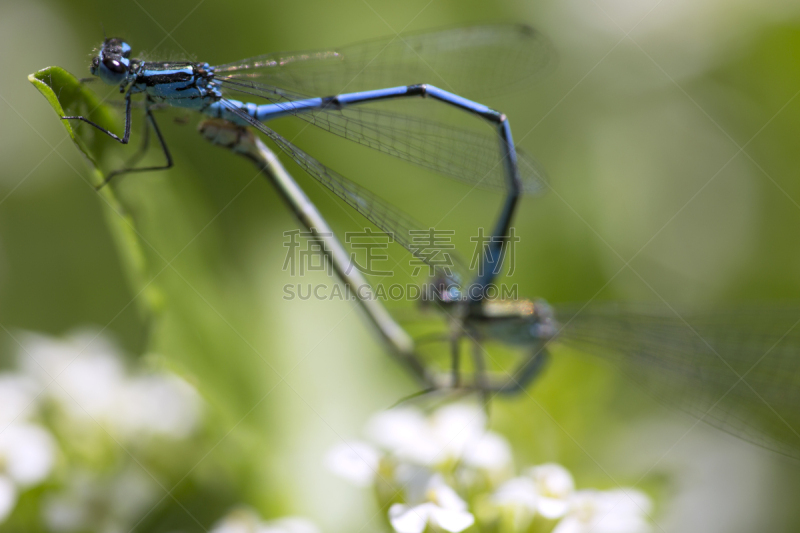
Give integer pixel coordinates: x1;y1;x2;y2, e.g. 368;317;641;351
221;100;470;283
214;24;552;195
554;303;800;458
214;24;555;99
217;80;548;195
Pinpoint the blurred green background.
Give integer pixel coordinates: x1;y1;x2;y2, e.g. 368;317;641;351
2;0;800;531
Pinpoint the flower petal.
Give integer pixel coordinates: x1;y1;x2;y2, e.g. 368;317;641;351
462;431;512;472
366;408;440;465
265;517;321;533
20;332;126;422
538;497;571;520
210;507;262;533
592;490;652;533
428;475;468;512
389;503;429;533
366;408;428;451
561;489;652;533
115;373;202;438
0;423;56;486
528;463;574;519
0;476;17;523
0;374;39;426
431;404;486;458
492;477;538;510
324;441;380;487
429;504;475;532
394;464;434;504
529;463;574;496
551;516;582;533
600;489;652;517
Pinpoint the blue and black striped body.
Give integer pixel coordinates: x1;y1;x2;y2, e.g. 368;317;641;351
129;61;223;112
84;36;524;300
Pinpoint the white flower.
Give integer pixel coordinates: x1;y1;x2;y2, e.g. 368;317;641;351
0;423;56;486
19;331;126;422
365;404;511;472
114;373;202;438
0;374;40;427
461;432;511;472
210;508;260;533
324;440;381;487
0;423;56;524
259;517;321;533
388;474;474;533
553;489;652;533
0;476;17;523
393;464;439;503
527;463;574;519
43;467;158;532
429;404;488;460
366;407;435;464
19;331;202;441
492;476;538;523
489;464;575;530
210;508;320;533
493;477;538;508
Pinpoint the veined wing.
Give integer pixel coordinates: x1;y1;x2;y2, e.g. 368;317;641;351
214;24;554;100
554;302;800;458
220;100;470;283
217;80;548;195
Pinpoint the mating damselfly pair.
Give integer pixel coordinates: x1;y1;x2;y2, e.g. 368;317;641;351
56;25;800;460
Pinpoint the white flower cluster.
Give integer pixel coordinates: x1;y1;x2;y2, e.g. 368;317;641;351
42;467;159;533
20;331;202;439
325;403;653;533
210;507;320;533
0;373;56;523
0;330;203;527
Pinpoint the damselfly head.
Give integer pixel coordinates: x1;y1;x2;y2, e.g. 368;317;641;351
90;38;133;86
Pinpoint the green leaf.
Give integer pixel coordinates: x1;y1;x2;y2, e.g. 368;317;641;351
29;66;162;313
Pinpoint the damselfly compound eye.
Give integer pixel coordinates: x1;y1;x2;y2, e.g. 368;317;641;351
102;57;126;74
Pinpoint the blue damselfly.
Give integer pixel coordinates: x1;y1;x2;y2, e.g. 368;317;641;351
63;25;552;295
